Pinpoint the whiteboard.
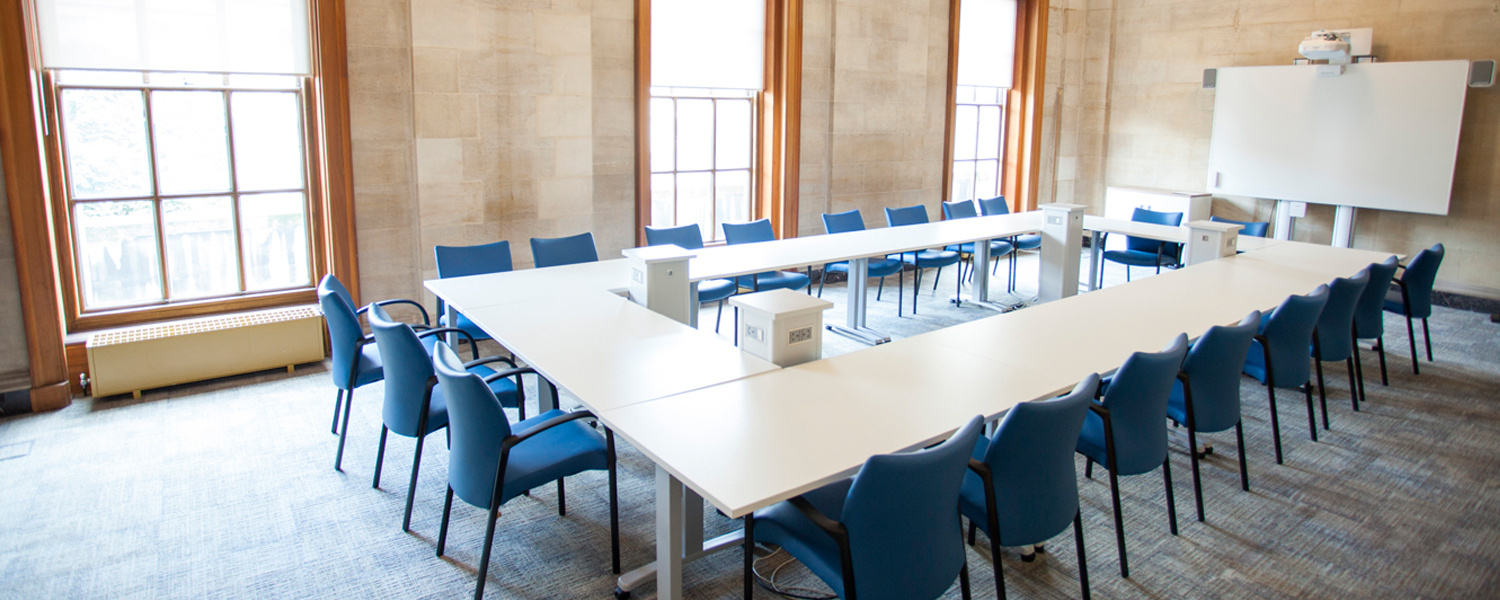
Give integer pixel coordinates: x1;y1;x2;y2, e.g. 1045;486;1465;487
1206;60;1470;216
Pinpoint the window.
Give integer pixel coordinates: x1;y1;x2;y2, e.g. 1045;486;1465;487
948;0;1018;204
951;86;1006;202
649;88;756;243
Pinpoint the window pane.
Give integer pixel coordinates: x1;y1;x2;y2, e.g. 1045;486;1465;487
716;100;752;170
714;170;751;240
75;201;162;308
239;192;309;291
676;172;713;241
61;88;153;199
163;196;238;299
152;91;232;195
650;98;675;173
57;70;143;86
977;105;1002;160
651;173;676;227
676;99;714;172
951;161;976;202
955;85;975;104
953;105;978;161
230;91;304;191
976;160;999;200
975;86;1000;105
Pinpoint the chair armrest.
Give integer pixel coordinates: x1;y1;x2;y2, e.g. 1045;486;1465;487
358;298;432;326
786;495;849;541
480;365;536;386
416;326;479;360
465;355;518;371
1088;401;1110;418
967;458;992;479
501;409;597;449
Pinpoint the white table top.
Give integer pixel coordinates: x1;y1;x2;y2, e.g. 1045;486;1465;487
425;259;632;312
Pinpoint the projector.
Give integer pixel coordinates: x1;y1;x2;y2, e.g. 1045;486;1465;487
1299;30;1351;64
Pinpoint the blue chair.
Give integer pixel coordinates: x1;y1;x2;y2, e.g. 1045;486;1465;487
744;416;984;600
1209;215;1270;238
1076;334;1187;578
434;241;514;344
1353;256;1401;393
942;200;1014;289
977;196;1039;293
432;342;620;599
318;274;434;471
820;210;907;315
1243;285;1330;465
368;304;526;532
722;219;812;293
885;205;963;314
644;224;738;332
962;375;1097;600
1383;243;1445;375
1169;311;1260;523
1100;208;1183;284
530;232;599;268
1311;269;1371;425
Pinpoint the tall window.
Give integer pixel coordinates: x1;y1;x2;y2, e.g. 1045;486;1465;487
949;0;1017;203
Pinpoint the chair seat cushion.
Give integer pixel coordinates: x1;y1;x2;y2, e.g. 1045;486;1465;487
736;270;811;292
1166;381;1237;435
1013;234;1042;250
1102;249;1176;267
1383;290;1420;317
439;311;494;342
1075;410;1109;469
350;343;385;389
825;257;903;279
698;279;737;303
1242;339;1270;385
947;240;1015;258
753;479;854;599
899;249;961;269
498;409;610;505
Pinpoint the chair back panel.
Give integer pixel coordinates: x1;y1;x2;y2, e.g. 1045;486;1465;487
433;342;514;508
722;219;777;245
1100;334;1188;475
318;275;366;391
1125;207;1184;256
644;224;708;250
530;232;598;268
1178;311;1261;433
822;210;867;235
983;375;1097;545
1257;285;1330;388
976;196;1010;216
841;416;984;600
321;273;356;308
435;241;513;279
942;200;979;220
884;205;931;227
369;304;436;437
1315;269;1370;362
1400;243;1445;319
1354;256;1400;339
1209;215;1270;238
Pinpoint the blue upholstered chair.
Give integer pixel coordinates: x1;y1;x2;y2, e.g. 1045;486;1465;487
434;241;514;343
368;304;525;531
1353;257;1401;392
820;210;907;314
1243;286;1329;465
963;375;1097;599
1169;311;1260;523
1076;333;1187;578
530;232;599;268
1384;243;1445;375
722;219;812;293
885;205;963;314
318;274;433;471
432;342;620;600
1209;215;1270;238
942;200;1014;288
1100;208;1183;283
976;196;1037;293
1311;269;1370;424
744;416;985;600
644;224;738;332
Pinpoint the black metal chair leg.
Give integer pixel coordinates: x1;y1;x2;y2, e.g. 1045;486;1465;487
959;562;972;600
1303;383;1318;442
1235;421;1250;491
898;264;904;317
1188;426;1204;522
373;426;389;488
1163;458;1178;535
557;478;566;516
912;265;920;315
1406;314;1420;375
1352;340;1366;404
932;266;943;291
744;513;755;599
437;487;454;556
1266;385;1284;464
607;429;620;574
1345;357;1359;411
474;499;503;600
331;389;344;434
876;276;885;301
335;391;355;472
1313;346;1329;430
1074;511;1091;600
402;434;426;532
715;300;725;333
1422;318;1433;362
1108;467;1128;578
1377;336;1389;386
967;520;976;545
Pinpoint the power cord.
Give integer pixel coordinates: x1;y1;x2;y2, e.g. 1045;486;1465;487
750;545;837;600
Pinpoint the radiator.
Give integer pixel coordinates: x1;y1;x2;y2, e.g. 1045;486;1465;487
86;305;326;399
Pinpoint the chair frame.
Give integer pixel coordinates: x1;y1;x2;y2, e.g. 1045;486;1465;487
328;297;432;436
1175;371;1249;523
1251;331;1321;465
1081;396;1178;579
966;458;1089;599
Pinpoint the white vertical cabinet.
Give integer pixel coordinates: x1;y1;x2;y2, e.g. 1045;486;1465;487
1102;186;1212;251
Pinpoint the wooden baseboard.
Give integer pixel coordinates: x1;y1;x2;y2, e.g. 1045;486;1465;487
29;381;70;411
1436;280;1500;302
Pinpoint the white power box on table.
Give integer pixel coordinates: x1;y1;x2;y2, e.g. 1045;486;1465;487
729;289;833;367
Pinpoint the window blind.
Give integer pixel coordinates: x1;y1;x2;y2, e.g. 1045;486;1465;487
651;0;764;90
36;0;311;75
956;0;1017;89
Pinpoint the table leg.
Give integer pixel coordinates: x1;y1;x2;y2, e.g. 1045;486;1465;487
616;467;747;598
443;302;458;347
828;257;890;345
961;241;1022;313
537;377;559;413
1088;232;1105;292
688;281;700;328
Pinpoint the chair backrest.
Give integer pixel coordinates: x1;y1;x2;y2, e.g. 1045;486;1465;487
1209;215;1270;238
1399;243;1445;319
721;219;777;245
1259;285;1330;388
432;342;514;509
884;205;931;227
1126;207;1184;255
1100;333;1188;475
530;232;598;268
822;210;868;235
1314;268;1371;362
318;275;366;391
368;304;437;438
643;224;708;250
1353;256;1400;339
435;241;513;279
981;374;1098;546
976;196;1010;216
1178;311;1261;433
840;415;984;600
941;200;979;220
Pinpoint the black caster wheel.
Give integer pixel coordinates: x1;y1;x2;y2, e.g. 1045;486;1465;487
614;586;630;599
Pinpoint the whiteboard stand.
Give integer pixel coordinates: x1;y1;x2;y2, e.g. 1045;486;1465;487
1332;206;1357;248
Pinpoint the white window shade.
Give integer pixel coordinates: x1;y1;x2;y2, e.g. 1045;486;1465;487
956;0;1016;89
37;0;311;75
651;0;764;90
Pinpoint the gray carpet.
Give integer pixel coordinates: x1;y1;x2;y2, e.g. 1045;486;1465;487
3;253;1500;599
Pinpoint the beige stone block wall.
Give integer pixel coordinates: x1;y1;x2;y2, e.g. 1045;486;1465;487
1041;0;1500;296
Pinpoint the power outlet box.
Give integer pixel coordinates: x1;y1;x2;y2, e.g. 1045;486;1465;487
788;326;813;345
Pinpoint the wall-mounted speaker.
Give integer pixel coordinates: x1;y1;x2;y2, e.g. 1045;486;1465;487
1471;59;1495;88
1203;68;1217;89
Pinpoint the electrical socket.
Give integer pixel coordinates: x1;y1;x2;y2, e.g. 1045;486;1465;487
746;324;765;342
788;326;813;345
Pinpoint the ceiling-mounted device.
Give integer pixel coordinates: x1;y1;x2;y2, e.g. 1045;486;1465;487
1298;28;1373;66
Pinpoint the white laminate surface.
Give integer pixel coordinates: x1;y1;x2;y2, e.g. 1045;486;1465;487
424;259;632;313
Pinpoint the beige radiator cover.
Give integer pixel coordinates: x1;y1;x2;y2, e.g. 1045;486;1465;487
86;306;326;398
